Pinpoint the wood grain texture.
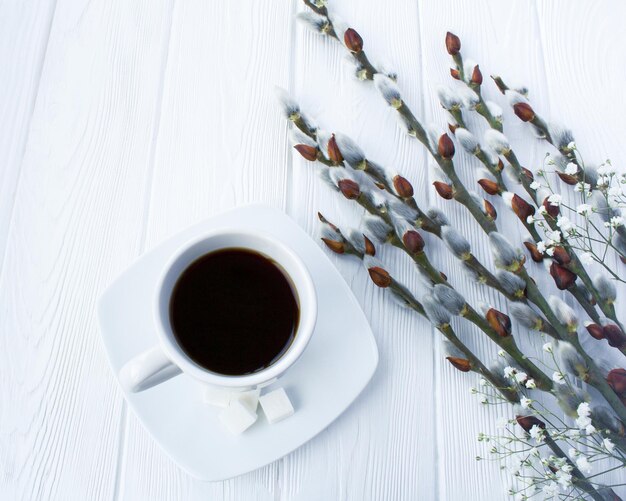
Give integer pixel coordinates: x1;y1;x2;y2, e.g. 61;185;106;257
2;0;626;499
0;0;56;267
0;1;173;499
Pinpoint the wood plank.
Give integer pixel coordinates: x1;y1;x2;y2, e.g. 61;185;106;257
286;0;437;499
0;0;56;266
117;1;294;499
0;1;173;499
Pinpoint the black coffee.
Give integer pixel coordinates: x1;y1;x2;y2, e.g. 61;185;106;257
170;248;299;375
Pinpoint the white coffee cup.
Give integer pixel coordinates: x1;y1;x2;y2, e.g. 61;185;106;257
119;230;317;393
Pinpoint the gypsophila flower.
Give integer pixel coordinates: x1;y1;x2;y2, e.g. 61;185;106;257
610;215;624;228
520;397;532;409
576;203;592;215
536;241;547;254
577;402;591;417
564;162;578;175
556;216;574;232
529;181;540;190
525;379;536;389
547;194;562;206
504;366;516;379
556;471;572;489
529;425;544;443
469;386;477;394
498;349;506;357
575;414;591;429
575;181;591;193
479;395;488;404
585;424;596;435
479;378;488;387
545;247;555;256
526;215;535;224
567;429;581;440
552;371;566;384
545;229;561;243
575;457;592;474
543;342;553;353
514;372;528;383
542;481;558;495
603;438;615;453
568;447;579;458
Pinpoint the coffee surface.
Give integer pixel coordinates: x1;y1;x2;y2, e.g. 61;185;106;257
170;249;299;375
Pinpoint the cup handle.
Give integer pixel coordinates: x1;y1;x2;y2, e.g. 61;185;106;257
119;346;182;393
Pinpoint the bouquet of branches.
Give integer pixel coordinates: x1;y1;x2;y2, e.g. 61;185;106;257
276;1;626;499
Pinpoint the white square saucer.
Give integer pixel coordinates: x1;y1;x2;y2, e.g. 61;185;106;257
98;205;378;481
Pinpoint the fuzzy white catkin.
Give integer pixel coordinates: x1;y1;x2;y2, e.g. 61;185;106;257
362;214;392;243
387;199;419;223
441;226;471;258
489;232;521;268
427;208;449;227
555;341;587;380
274;86;299;118
592;274;616;303
422;294;452;326
484;129;510;154
437;86;461;110
504;89;529;107
289;128;316;147
295;11;328;34
433;284;466;316
454;128;480;153
333;132;366;167
315;129;332;159
346;229;367;255
509;303;542;330
548;296;578;328
373;74;402;106
457;86;479;109
496;270;526;296
327;11;348;41
485;101;503;120
547;123;574;150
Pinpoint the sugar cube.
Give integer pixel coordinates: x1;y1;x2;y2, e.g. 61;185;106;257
203;386;234;408
259;388;294;424
218;399;258;435
237;388;261;412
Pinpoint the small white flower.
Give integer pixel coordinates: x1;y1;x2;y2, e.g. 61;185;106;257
547;194;562;206
610;215;624;228
556;471;572;488
577;402;591;417
567;141;576;150
530;447;540;457
567;429;581;440
542;481;558;495
574;182;591;193
526;215;535;224
504;366;516;379
536;241;547;254
556;216;574;232
580;252;594;265
520;397;532;409
603;438;615;453
552;371;566;384
568;447;579;458
525;379;536;389
575;415;591;429
543;342;553;353
469;386;477;394
479;378;487;387
498;349;506;357
529;181;540;190
546;230;562;243
585;424;596;435
575;456;592;474
529;425;544;443
546;247;555;256
576;203;592;215
564;162;578;175
515;372;528;383
539;205;548;215
479;395;488;404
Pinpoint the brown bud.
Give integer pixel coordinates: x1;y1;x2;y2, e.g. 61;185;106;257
321;238;345;254
522;168;534;183
317;212;338;230
585;322;605;340
524;242;544;262
483;199;497;220
433;181;454;200
393;175;414;198
557;171;578;185
478;178;501;195
496;158;504;172
603;324;626;348
363;235;376;256
513;102;535;122
486;308;511;337
516;415;546;432
449;68;460;80
343;28;363;53
551;246;571;265
438;133;455;159
368;266;391;288
543;197;560;218
511;194;535;222
550;262;577;290
471;65;483;85
445;32;461;55
327;134;343;164
402;230;425;254
338;179;360;199
440;271;448;282
294;144;318;161
607;368;626;397
448;123;458;134
446;357;471;372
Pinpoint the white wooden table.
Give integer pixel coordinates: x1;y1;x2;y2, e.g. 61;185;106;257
2;1;625;499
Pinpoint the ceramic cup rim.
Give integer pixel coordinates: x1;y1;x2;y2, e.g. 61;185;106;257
153;229;317;388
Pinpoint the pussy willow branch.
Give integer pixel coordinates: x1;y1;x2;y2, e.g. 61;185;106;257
327;223;519;403
449;55;624;334
322;217;618;500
